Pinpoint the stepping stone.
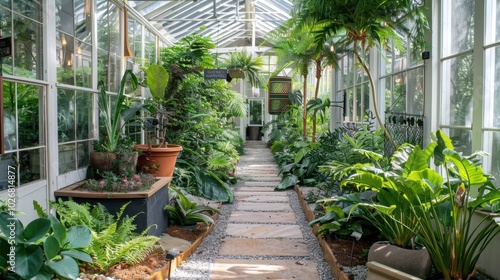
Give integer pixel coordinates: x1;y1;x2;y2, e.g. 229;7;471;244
244;182;279;187
219;238;309;257
228;211;296;224
247;177;281;182
236;202;292;212
210;259;320;280
238;186;277;192
235;194;289;202
234;191;284;196
225;223;303;238
158;234;192;252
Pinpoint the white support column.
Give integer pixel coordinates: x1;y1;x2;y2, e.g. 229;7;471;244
45;0;58;201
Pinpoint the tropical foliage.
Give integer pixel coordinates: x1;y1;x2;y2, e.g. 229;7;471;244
152;34;245;203
0;201;93;280
165;187;220;226
49;199;161;273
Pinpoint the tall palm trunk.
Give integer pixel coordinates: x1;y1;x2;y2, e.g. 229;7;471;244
302;74;308;137
353;48;397;149
312;59;322;142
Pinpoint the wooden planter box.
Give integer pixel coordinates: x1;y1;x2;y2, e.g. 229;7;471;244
294;185;350;280
54;177;172;236
147;206;221;280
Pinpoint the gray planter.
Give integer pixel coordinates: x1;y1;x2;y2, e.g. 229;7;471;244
367;241;432;279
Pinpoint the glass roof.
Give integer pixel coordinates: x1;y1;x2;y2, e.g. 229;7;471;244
128;0;292;50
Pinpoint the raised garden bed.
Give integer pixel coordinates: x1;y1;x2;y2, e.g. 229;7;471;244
54;177;171;236
295;185;368;280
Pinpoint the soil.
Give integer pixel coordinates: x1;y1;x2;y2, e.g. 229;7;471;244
323;235;374;267
81;224;208;280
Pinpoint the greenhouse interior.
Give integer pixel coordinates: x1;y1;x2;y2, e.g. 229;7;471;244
1;1;500;280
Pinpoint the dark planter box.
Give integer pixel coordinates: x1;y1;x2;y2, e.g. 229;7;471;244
54;177;171;236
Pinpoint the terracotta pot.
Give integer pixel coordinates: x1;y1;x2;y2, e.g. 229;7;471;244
89;151;117;172
367;241;432;279
135;144;183;177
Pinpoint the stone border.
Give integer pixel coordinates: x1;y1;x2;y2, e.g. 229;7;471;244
147;204;221;280
294;185;350;280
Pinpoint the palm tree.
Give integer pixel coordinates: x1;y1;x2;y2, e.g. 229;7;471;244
294;0;429;149
267;19;321;137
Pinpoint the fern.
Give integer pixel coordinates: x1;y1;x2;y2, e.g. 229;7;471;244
115;236;162;265
50;199;160;272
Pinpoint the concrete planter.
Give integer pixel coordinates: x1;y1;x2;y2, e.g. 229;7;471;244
54;177;172;236
368;241;432;279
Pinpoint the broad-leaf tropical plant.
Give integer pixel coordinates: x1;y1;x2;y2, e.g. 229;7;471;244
165;187;221;226
0;207;93;280
336;131;500;280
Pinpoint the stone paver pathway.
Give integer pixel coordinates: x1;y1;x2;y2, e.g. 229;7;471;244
208;141;322;280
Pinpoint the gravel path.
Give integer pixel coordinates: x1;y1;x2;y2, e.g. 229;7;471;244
169;141;335;280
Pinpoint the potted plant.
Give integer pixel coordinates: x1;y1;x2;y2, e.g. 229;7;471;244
135;64;183;177
164;187;220;230
90;70;143;173
329;144;432;278
337;131;500;280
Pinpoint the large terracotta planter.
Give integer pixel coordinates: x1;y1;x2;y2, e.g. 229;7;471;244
54;177;171;236
367;241;432;279
135;144;182;177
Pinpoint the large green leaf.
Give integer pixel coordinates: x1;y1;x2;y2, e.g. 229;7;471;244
45;256;79;280
443;150;487;185
402;145;428;177
66;226;92;249
43;236;60;261
147;64;169;100
275;174;298;190
196;170;234;202
48;215;66;245
0;238;9;270
0;213;24;242
24;218;50;243
434;130;454;166
343;172;384;190
61;250;93;263
14;244;43;279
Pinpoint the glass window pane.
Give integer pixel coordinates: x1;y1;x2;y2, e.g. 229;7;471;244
75;42;92;88
0;153;15;190
75;0;92;42
58;89;76;142
14;0;42;21
407;68;424;115
22;148;44;184
56;0;74;35
145;28;156;65
483;131;500;184
484;46;500;128
485;0;500;44
3;81;16;151
57;32;75;85
18;84;44;148
77;141;90;169
0;0;10;9
442;0;475;56
59;143;77;174
441;54;474;126
76;91;92;140
13;16;43;79
442;127;472;155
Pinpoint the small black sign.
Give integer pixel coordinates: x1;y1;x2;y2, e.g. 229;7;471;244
204;69;227;79
0;37;11;57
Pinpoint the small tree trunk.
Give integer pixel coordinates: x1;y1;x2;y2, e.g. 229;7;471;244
302;75;308;137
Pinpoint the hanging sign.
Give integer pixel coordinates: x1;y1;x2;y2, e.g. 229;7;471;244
204;69;227;79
